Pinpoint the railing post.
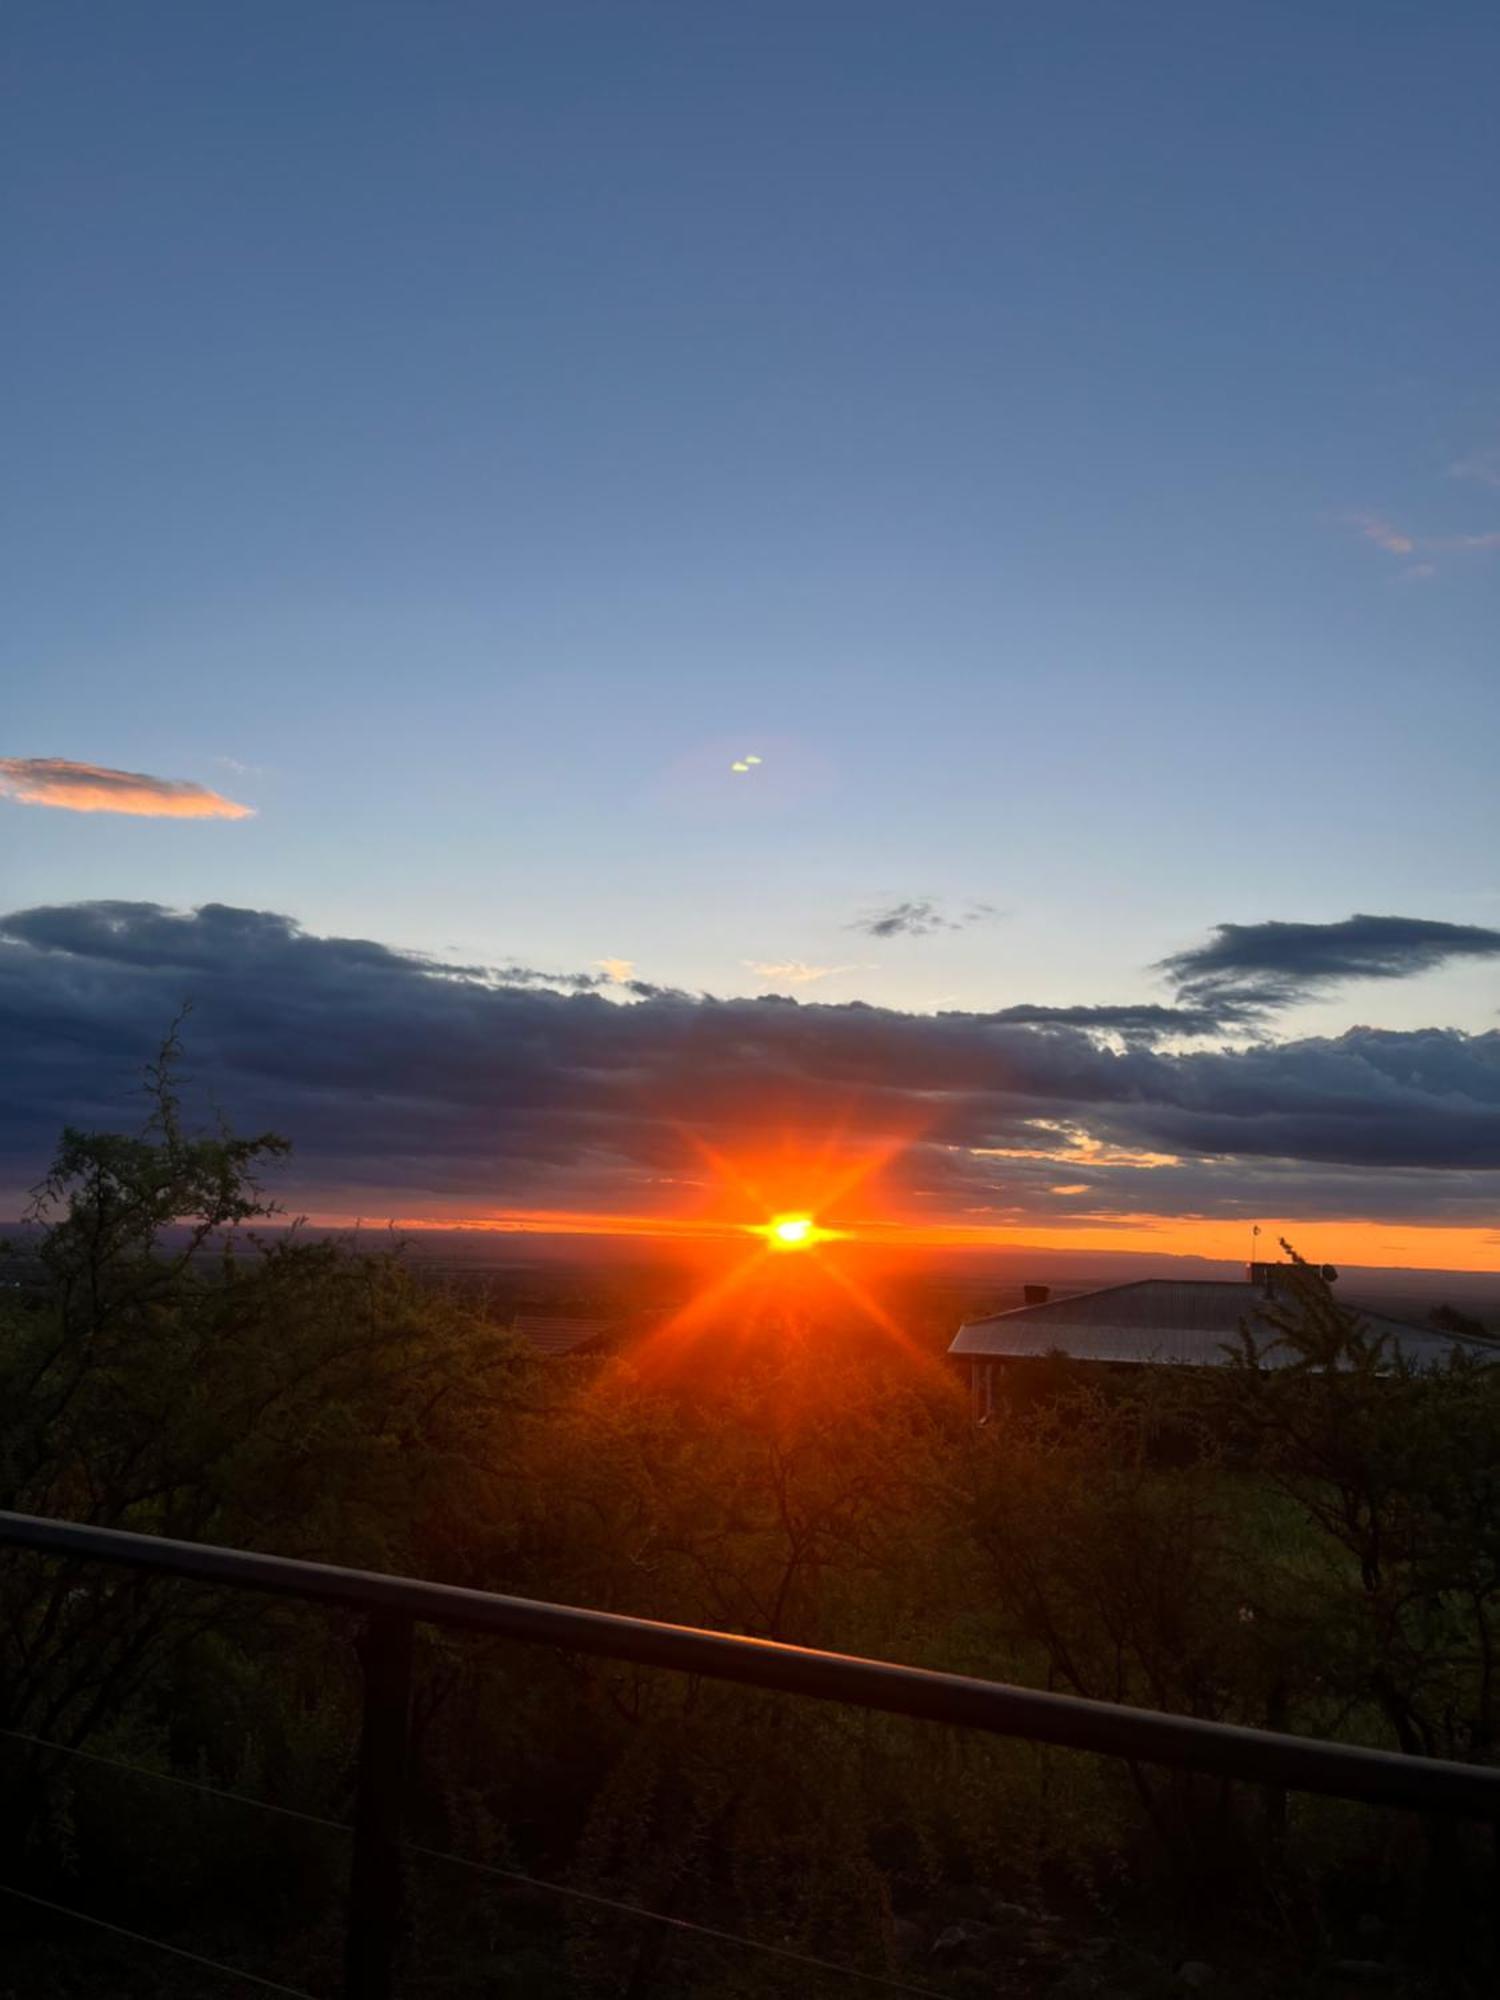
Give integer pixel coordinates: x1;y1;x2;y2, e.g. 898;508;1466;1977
344;1611;414;2000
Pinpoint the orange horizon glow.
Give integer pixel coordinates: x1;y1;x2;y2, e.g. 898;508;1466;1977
288;1118;1496;1280
293;1204;1500;1276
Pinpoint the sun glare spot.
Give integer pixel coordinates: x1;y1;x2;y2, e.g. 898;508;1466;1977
750;1212;850;1252
746;1212;839;1252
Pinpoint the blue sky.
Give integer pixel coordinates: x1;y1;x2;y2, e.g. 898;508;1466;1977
2;5;1499;1250
5;1;1498;1019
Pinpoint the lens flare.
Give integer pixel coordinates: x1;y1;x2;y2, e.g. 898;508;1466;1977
747;1212;842;1252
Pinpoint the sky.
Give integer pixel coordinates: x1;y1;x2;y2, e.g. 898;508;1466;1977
2;4;1498;1267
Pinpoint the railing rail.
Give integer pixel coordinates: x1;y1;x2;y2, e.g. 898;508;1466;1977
2;1507;1498;1996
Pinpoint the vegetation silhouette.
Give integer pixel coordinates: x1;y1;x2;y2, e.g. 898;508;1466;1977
0;1067;1496;1994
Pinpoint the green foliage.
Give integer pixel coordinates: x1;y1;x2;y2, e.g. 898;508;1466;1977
0;1046;532;1781
1210;1245;1500;1766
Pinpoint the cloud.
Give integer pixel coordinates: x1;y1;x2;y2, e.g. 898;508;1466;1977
595;958;636;985
0;898;604;996
1345;512;1416;556
1450;448;1500;490
853;898;995;939
1;900;1497;1228
1160;913;1500;1014
1339;511;1500;575
0;758;254;820
975;1001;1226;1039
746;961;860;986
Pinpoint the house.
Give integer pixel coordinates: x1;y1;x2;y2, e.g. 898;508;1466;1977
950;1263;1494;1420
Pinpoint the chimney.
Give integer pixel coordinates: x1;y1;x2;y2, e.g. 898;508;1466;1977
1023;1284;1051;1306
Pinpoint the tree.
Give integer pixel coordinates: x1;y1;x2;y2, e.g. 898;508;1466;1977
1215;1246;1500;1768
0;1043;532;1787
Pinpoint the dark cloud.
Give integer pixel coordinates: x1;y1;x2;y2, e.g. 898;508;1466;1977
0;758;253;820
853;898;994;939
1161;914;1500;1013
2;901;1498;1227
0;899;606;994
973;1002;1225;1040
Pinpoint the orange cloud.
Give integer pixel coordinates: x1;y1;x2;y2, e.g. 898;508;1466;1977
0;758;254;819
974;1124;1181;1170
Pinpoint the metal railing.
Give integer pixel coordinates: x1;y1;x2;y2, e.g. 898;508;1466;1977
2;1507;1498;1996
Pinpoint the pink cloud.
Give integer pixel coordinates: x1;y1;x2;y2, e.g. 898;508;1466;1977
0;758;254;819
1340;510;1500;577
1346;512;1416;555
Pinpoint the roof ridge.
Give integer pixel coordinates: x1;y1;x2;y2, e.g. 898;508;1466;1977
958;1275;1468;1337
960;1276;1159;1327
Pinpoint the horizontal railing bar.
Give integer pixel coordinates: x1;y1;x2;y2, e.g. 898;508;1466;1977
2;1510;1497;1822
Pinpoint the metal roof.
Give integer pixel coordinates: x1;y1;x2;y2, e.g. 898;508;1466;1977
510;1314;616;1358
950;1278;1494;1371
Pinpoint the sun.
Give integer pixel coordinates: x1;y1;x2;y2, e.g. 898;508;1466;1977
750;1212;844;1252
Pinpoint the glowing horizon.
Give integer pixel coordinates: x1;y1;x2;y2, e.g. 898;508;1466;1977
280;1116;1497;1280
291;1204;1500;1275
